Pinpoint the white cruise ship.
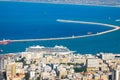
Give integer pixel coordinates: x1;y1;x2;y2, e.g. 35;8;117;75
25;45;75;54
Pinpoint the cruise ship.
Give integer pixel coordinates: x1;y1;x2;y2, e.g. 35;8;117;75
26;45;75;54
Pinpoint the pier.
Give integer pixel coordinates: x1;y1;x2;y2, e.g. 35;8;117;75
1;19;120;43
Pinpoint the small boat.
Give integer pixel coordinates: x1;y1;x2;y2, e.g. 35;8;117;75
72;35;75;38
87;32;92;35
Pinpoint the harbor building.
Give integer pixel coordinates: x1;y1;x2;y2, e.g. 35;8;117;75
99;52;120;60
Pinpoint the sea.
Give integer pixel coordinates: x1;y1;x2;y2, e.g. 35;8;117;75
0;1;120;54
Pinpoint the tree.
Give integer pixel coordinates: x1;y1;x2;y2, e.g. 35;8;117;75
25;73;30;80
74;67;86;73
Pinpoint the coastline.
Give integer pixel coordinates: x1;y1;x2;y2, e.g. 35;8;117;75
0;0;120;8
8;19;120;43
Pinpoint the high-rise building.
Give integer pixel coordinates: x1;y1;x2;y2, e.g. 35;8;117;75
6;62;16;80
112;65;120;80
0;57;8;71
0;55;15;71
29;70;35;80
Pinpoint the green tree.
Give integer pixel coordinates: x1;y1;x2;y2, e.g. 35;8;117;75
74;67;86;73
25;73;30;80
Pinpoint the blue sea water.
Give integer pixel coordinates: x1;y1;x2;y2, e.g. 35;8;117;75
0;1;120;54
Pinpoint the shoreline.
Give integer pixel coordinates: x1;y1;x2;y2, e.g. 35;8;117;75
0;1;120;8
8;19;120;43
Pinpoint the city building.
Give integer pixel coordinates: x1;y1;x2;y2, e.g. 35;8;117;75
112;65;120;80
99;52;120;60
0;45;119;80
0;57;8;71
86;58;99;71
6;62;16;80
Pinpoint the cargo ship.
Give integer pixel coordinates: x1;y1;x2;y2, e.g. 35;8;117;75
0;39;10;45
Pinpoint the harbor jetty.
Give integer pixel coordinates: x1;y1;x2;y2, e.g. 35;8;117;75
1;19;120;43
